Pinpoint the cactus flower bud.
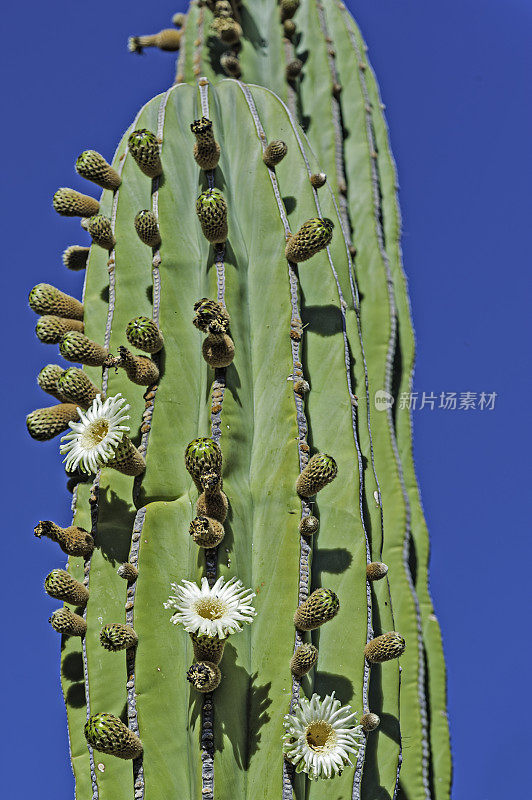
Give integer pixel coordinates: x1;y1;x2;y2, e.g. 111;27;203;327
87;215;116;250
185;437;223;491
193;298;230;334
75;150;121;190
290;643;318;677
366;561;389;582
285;218;334;263
27;404;80;441
286;59;303;80
57;367;99;408
186;661;221;692
196;482;228;523
35;520;94;558
202;332;235;368
84;713;143;759
49;606;87;637
189;515;225;548
210;17;242;45
190;117;221;171
172;12;185;27
37;364;67;402
364;632;406;663
283;19;296;38
134;210;161;247
117;563;139;582
280;0;300;23
36;315;84;344
100;623;138;651
128;29;182;54
105;435;146;477
63;245;90;271
127;129;162;178
262;140;288;168
29;283;84;320
310;172;327;189
296;453;337;497
189;632;226;665
220;52;241;78
294;588;339;630
299;515;319;536
360;712;380;732
196;188;228;244
110;345;160;386
125;317;164;354
59;332;108;366
44;569;89;606
53;188;100;218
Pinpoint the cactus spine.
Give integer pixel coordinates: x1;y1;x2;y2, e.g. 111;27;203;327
29;4;450;800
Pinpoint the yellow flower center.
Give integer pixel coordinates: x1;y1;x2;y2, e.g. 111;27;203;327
305;721;337;752
81;419;110;448
194;598;227;620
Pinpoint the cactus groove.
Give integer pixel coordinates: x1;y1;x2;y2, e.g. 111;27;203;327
29;3;450;800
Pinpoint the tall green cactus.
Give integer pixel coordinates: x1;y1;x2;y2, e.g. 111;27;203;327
28;2;451;799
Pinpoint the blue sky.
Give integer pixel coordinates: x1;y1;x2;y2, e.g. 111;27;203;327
1;1;531;798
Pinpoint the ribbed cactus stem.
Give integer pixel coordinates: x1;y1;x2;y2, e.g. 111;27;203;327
34;520;94;557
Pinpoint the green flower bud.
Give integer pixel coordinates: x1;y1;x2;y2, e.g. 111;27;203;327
37;364;67;402
127;129;162;178
87;215;116;250
57;367;99;408
112;345;160;386
299;515;319;536
63;245;90;271
29;283;84;320
290;643;318;677
100;623;138;651
84;713;143;759
263;140;288;169
294;588;339;630
49;606;87;637
196;188;228;244
134;210;161;247
75;150;121;190
286;59;303;80
128;29;181;55
193;298;230;334
125;316;164;354
117;563;139;582
310;172;327;189
364;632;405;663
27;404;79;441
296;453;337;497
185;437;222;491
44;569;89;606
285;218;334;263
36;315;84;344
220;52;241;78
366;562;389;582
280;0;300;23
361;712;380;732
53;188;99;218
202;332;235;368
189;632;226;665
59;332;108;367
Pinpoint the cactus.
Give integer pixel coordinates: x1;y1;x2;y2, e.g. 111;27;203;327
29;3;450;800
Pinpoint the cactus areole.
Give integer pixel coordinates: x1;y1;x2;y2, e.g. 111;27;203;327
29;3;450;800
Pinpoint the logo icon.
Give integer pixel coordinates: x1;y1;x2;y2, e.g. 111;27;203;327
374;390;394;411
